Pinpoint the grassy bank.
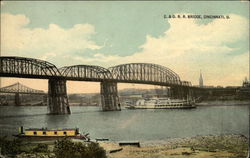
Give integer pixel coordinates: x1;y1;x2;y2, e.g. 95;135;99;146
0;137;106;158
0;134;248;158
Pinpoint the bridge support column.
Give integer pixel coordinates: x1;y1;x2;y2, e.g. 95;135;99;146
171;87;193;100
188;88;194;99
170;87;178;99
14;93;21;106
100;81;121;111
170;87;185;99
48;79;70;114
43;95;48;106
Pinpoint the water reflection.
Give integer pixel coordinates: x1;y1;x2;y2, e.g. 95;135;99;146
45;114;69;129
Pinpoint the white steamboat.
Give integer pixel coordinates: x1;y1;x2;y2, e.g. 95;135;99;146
125;97;196;109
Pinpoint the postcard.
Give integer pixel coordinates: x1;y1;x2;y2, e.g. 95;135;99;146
0;1;249;158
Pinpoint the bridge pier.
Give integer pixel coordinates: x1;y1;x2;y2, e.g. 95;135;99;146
48;79;70;114
170;87;181;99
170;86;191;99
100;81;121;111
14;93;21;106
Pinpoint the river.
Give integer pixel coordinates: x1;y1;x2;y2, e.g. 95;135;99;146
0;101;249;141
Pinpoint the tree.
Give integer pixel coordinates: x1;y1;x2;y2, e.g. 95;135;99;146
0;136;22;156
54;138;106;158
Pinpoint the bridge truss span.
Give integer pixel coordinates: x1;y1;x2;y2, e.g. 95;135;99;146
60;65;113;81
0;56;61;79
0;56;194;113
108;63;183;86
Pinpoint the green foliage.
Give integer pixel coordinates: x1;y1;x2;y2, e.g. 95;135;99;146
0;136;23;156
53;138;106;158
54;139;79;158
32;144;48;153
84;142;107;158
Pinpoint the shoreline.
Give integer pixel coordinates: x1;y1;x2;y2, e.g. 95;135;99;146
1;134;246;158
99;134;248;158
195;100;250;106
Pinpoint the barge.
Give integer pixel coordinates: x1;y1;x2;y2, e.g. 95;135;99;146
14;126;89;141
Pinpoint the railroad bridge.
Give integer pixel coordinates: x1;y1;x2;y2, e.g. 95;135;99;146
0;56;193;114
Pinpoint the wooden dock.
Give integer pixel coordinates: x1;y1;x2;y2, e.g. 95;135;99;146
119;141;140;147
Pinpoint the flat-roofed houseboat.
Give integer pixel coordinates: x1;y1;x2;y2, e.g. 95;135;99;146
15;126;89;140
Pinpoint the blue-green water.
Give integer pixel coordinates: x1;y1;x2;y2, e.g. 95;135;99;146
0;101;249;141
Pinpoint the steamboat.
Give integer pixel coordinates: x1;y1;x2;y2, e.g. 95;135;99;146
125;97;196;109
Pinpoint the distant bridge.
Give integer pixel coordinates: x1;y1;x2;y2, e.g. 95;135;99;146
0;56;194;114
0;82;45;94
0;82;45;106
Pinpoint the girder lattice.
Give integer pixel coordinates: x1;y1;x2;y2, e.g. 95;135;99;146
60;65;113;81
0;56;61;79
108;63;191;86
0;56;192;87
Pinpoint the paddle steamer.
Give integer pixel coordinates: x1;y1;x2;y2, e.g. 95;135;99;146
125;97;196;109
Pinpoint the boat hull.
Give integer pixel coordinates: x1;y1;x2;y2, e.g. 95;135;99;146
125;105;196;109
125;97;196;110
13;135;88;141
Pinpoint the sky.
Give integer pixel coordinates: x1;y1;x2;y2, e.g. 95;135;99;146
0;1;249;93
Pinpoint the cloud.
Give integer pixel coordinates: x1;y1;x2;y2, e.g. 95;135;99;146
1;13;248;88
1;13;102;64
74;14;249;86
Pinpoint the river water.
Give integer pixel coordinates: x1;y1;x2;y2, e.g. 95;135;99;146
0;101;249;141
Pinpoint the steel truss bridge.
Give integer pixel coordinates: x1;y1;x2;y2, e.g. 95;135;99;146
0;56;194;114
0;82;45;106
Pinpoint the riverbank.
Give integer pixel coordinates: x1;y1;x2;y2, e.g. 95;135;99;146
196;100;250;106
1;134;247;158
101;134;248;158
